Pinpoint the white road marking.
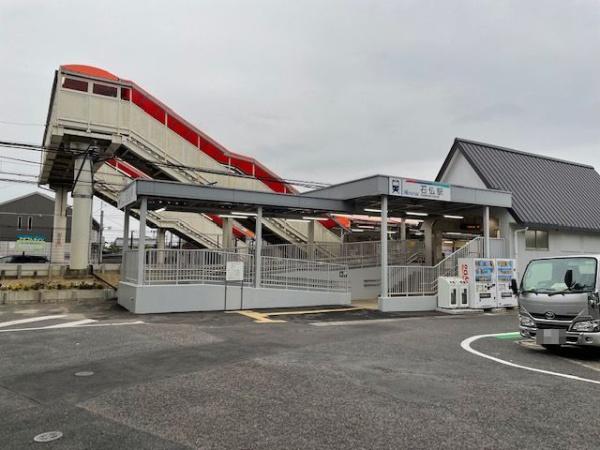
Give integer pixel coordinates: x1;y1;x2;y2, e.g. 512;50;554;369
461;333;600;385
0;315;68;328
0;320;145;333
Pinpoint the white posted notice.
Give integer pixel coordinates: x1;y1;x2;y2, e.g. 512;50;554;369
226;261;245;282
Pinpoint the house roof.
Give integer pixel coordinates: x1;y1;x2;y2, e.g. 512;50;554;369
0;191;101;230
436;138;600;233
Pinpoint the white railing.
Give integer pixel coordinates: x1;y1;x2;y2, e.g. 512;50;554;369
388;237;505;296
123;248;349;293
262;240;424;268
122;250;139;283
144;249;254;285
261;256;349;292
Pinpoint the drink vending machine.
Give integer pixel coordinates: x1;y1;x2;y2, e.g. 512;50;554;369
458;258;497;309
437;277;469;309
495;258;518;307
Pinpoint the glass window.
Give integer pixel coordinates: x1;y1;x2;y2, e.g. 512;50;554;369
121;87;131;101
525;230;549;250
27;216;32;230
17;216;22;230
522;257;597;293
62;77;88;92
93;83;118;97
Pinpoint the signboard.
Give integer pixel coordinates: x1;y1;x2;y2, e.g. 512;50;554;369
117;183;137;209
389;177;402;196
226;261;245;282
400;179;451;201
15;234;46;253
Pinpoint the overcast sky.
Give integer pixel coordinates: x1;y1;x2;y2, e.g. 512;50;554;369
0;0;599;238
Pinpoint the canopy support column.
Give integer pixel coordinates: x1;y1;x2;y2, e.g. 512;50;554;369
137;197;147;285
380;195;388;298
255;207;263;288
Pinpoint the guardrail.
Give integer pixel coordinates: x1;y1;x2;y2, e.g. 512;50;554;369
261;240;424;268
388;237;506;296
144;249;254;285
123;248;349;293
260;256;349;292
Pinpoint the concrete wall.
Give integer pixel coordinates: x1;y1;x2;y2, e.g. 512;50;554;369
378;295;437;312
118;282;351;314
349;266;380;300
438;151;487;189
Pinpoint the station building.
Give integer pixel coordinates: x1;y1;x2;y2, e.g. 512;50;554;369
34;64;600;313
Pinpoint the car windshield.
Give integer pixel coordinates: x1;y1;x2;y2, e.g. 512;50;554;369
522;257;597;294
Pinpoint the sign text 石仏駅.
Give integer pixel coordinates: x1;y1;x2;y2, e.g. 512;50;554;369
389;178;451;201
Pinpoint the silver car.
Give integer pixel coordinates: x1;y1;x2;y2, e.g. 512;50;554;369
516;256;600;348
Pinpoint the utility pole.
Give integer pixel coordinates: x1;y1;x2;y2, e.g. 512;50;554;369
99;208;104;263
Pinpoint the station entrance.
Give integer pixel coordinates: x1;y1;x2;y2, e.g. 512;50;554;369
117;176;511;313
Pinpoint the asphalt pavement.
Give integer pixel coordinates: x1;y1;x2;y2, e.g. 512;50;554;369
1;301;599;449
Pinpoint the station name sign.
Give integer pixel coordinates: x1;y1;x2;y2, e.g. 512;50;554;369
389;177;451;201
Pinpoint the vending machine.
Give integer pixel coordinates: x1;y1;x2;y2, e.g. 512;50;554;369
495;258;518;308
458;258;497;309
438;277;469;309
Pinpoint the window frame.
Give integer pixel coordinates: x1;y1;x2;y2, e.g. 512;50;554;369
525;229;549;251
17;216;22;230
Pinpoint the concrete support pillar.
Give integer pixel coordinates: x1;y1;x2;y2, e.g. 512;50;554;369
120;206;130;279
50;186;68;264
156;228;166;264
222;218;234;249
423;220;434;266
483;206;490;258
380;195;388;299
70;154;93;271
255;207;263;288
400;218;407;241
307;220;316;258
137;197;147;284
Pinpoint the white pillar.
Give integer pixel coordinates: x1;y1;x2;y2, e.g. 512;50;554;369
50;186;68;264
70;155;93;270
137;197;147;284
156;227;166;264
380;195;388;299
122;206;130;252
121;206;130;279
423;220;433;266
483;206;490;258
222;218;233;249
255;207;263;288
307;220;315;258
400;218;407;241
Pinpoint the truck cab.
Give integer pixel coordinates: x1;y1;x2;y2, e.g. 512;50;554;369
516;255;600;347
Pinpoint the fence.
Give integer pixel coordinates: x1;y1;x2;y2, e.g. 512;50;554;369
123;248;349;293
387;237;506;296
261;240;424;268
260;256;349;292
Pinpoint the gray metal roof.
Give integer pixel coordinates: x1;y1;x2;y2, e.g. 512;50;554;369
437;138;600;233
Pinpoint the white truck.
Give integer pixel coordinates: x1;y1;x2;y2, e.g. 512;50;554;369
515;255;600;348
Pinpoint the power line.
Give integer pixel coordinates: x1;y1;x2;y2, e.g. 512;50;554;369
0;139;331;189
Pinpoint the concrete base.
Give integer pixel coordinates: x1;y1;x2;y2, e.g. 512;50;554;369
436;307;484;315
349;267;380;301
378;295;437;312
118;282;352;314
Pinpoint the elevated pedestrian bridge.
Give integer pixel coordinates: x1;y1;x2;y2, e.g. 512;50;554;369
39;65;343;269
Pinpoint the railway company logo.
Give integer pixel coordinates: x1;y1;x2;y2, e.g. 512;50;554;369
544;311;556;320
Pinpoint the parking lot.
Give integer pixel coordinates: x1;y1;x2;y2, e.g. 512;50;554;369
2;302;600;449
